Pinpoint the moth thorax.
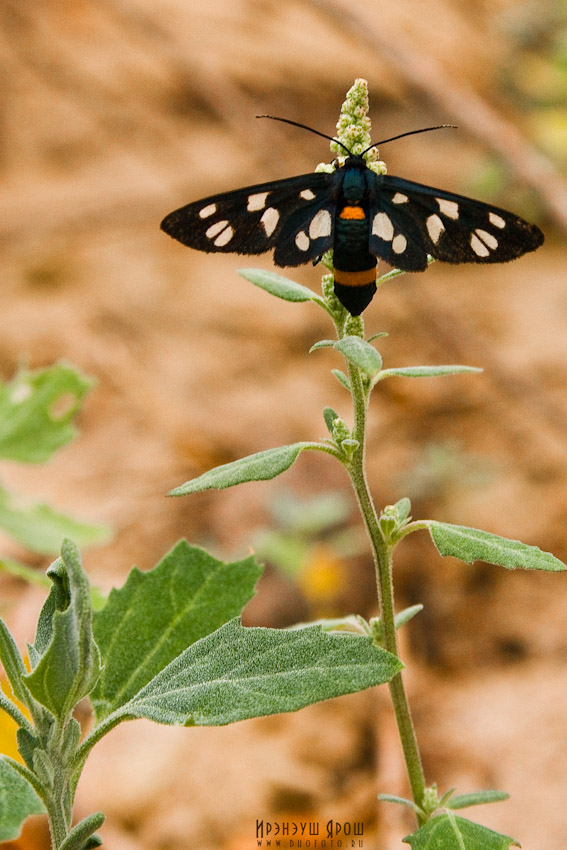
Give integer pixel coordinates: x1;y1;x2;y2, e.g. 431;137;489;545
341;168;366;203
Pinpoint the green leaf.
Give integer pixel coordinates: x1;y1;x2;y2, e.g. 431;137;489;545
378;793;422;813
91;540;262;720
239;269;318;303
0;618;28;704
448;790;510;810
0;560;106;611
59;813;105;850
310;340;336;352
395;497;412;522
377;365;482;380
111;618;403;726
0;363;93;463
0;757;45;841
323;407;339;435
394;604;424;629
332;369;351;391
16;729;40;770
404;812;519;849
169;442;318;496
0;487;109;555
334;336;382;376
427;521;567;571
24;541;102;719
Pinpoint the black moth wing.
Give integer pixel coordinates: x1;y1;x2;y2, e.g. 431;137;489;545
160;171;337;266
368;174;544;272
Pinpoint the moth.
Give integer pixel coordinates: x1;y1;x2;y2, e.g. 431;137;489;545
161;117;544;315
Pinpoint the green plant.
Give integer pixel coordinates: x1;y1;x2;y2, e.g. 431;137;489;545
0;81;562;850
169;80;564;848
0;539;401;848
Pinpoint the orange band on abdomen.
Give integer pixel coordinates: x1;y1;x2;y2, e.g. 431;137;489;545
339;205;366;220
334;268;377;288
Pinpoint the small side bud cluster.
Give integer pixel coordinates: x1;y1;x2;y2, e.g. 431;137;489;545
331;417;351;445
330;417;359;460
369;616;384;645
379;498;412;542
422;784;441;816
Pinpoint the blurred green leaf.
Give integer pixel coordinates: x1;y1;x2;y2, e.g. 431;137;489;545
0;363;93;463
0;486;109;555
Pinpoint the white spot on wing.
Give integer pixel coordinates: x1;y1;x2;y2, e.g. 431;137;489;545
470;233;490;257
300;189;316;200
214;225;234;246
489;212;506;229
309;209;332;239
436;198;459;219
260;207;279;237
392;193;408;204
206;220;229;239
199;203;217;219
295;231;310;251
247;192;268;212
475;228;498;250
426;214;445;244
392;233;407;254
372;212;394;241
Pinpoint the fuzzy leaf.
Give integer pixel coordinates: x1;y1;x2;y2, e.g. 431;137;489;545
0;618;27;703
0;487;109;555
91;540;262;720
448;790;510;810
403;812;519;849
169;443;317;496
59;813;105;850
310;340;336;352
110;618;403;726
394;604;424;629
0;364;93;463
0;757;45;841
323;407;339;434
239;269;317;302
378;365;481;380
24;541;102;719
332;369;351;391
378;793;420;812
334;336;382;376
427;521;566;571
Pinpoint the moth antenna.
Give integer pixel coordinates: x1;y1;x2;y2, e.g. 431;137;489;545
256;115;352;157
361;124;458;155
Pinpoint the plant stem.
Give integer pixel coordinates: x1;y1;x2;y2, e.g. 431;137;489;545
347;361;427;821
47;778;70;849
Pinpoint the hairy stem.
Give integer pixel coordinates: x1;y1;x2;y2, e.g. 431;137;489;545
347;361;426;820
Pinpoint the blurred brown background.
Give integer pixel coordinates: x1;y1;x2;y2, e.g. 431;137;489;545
1;0;567;848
